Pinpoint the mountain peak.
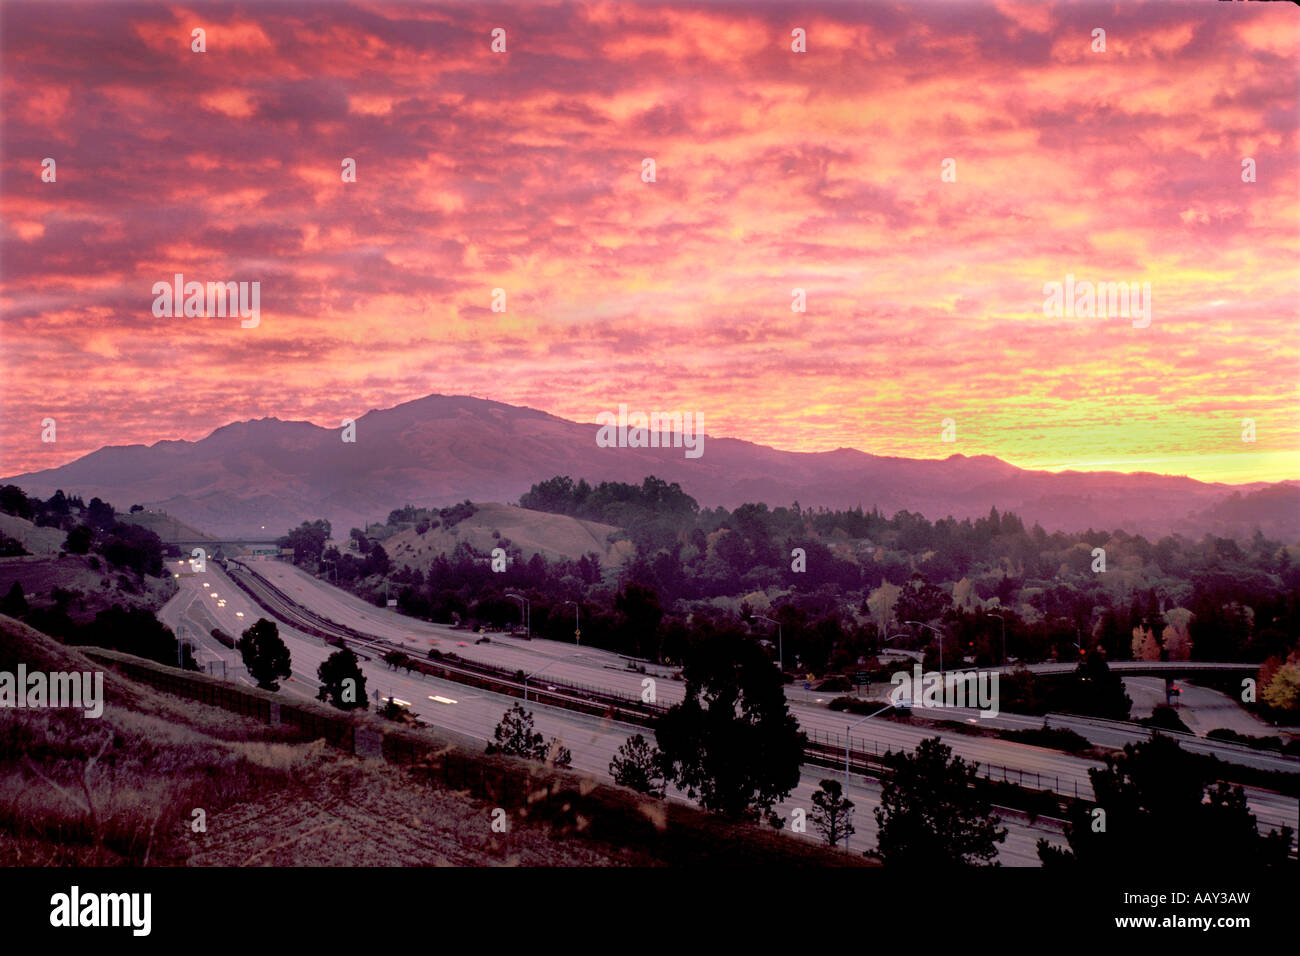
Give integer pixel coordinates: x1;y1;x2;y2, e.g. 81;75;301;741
2;393;1292;540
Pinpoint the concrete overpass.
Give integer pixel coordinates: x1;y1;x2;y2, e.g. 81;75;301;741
169;539;281;548
1001;661;1257;677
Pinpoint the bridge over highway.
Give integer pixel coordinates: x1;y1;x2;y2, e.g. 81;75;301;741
1000;661;1257;677
170;539;282;548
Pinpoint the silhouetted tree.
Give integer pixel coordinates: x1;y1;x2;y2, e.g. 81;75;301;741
655;631;805;822
487;703;572;767
79;605;178;667
1059;649;1132;720
810;778;856;848
238;618;292;691
609;734;665;797
1039;735;1293;868
615;582;664;659
1;581;29;617
316;647;368;710
278;519;331;565
895;573;952;626
64;524;93;555
872;737;1006;867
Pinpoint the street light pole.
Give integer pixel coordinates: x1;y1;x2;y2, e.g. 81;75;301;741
843;702;895;850
906;620;943;674
524;660;560;704
506;592;530;638
755;614;783;674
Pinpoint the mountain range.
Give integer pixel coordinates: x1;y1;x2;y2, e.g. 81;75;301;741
4;394;1297;541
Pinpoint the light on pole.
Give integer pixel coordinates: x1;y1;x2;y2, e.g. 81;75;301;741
906;620;943;674
506;592;530;638
524;660;560;703
754;614;783;674
986;612;1006;666
843;702;895;850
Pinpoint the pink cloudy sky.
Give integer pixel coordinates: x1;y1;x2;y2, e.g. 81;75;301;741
1;0;1297;484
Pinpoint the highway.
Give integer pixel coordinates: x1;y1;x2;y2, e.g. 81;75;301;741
227;558;1300;841
157;560;1068;862
242;558;1297;780
156;558;1298;860
896;704;1298;774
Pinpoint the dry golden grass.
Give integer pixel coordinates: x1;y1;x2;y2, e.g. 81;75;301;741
1;616;867;867
0;617;642;866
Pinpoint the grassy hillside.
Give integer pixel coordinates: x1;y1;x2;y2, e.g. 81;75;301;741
0;617;868;867
383;501;625;569
0;618;636;866
0;512;66;555
0;554;175;624
118;509;218;544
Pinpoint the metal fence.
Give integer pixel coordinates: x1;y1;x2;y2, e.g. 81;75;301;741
803;726;1087;799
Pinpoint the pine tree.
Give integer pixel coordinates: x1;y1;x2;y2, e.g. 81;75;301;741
609;734;665;797
872;737;1006;866
810;778;855;847
488;703;572;767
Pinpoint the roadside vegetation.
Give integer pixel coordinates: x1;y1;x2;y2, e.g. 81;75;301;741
0;486;181;668
262;475;1299;726
1039;734;1295;868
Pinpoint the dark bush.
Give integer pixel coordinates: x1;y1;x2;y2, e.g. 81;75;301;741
1004;725;1092;754
1140;705;1192;734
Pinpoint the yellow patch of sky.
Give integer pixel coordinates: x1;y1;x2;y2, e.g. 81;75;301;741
1032;451;1300;485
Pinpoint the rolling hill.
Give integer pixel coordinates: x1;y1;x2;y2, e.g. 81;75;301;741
4;394;1296;540
381;501;624;570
